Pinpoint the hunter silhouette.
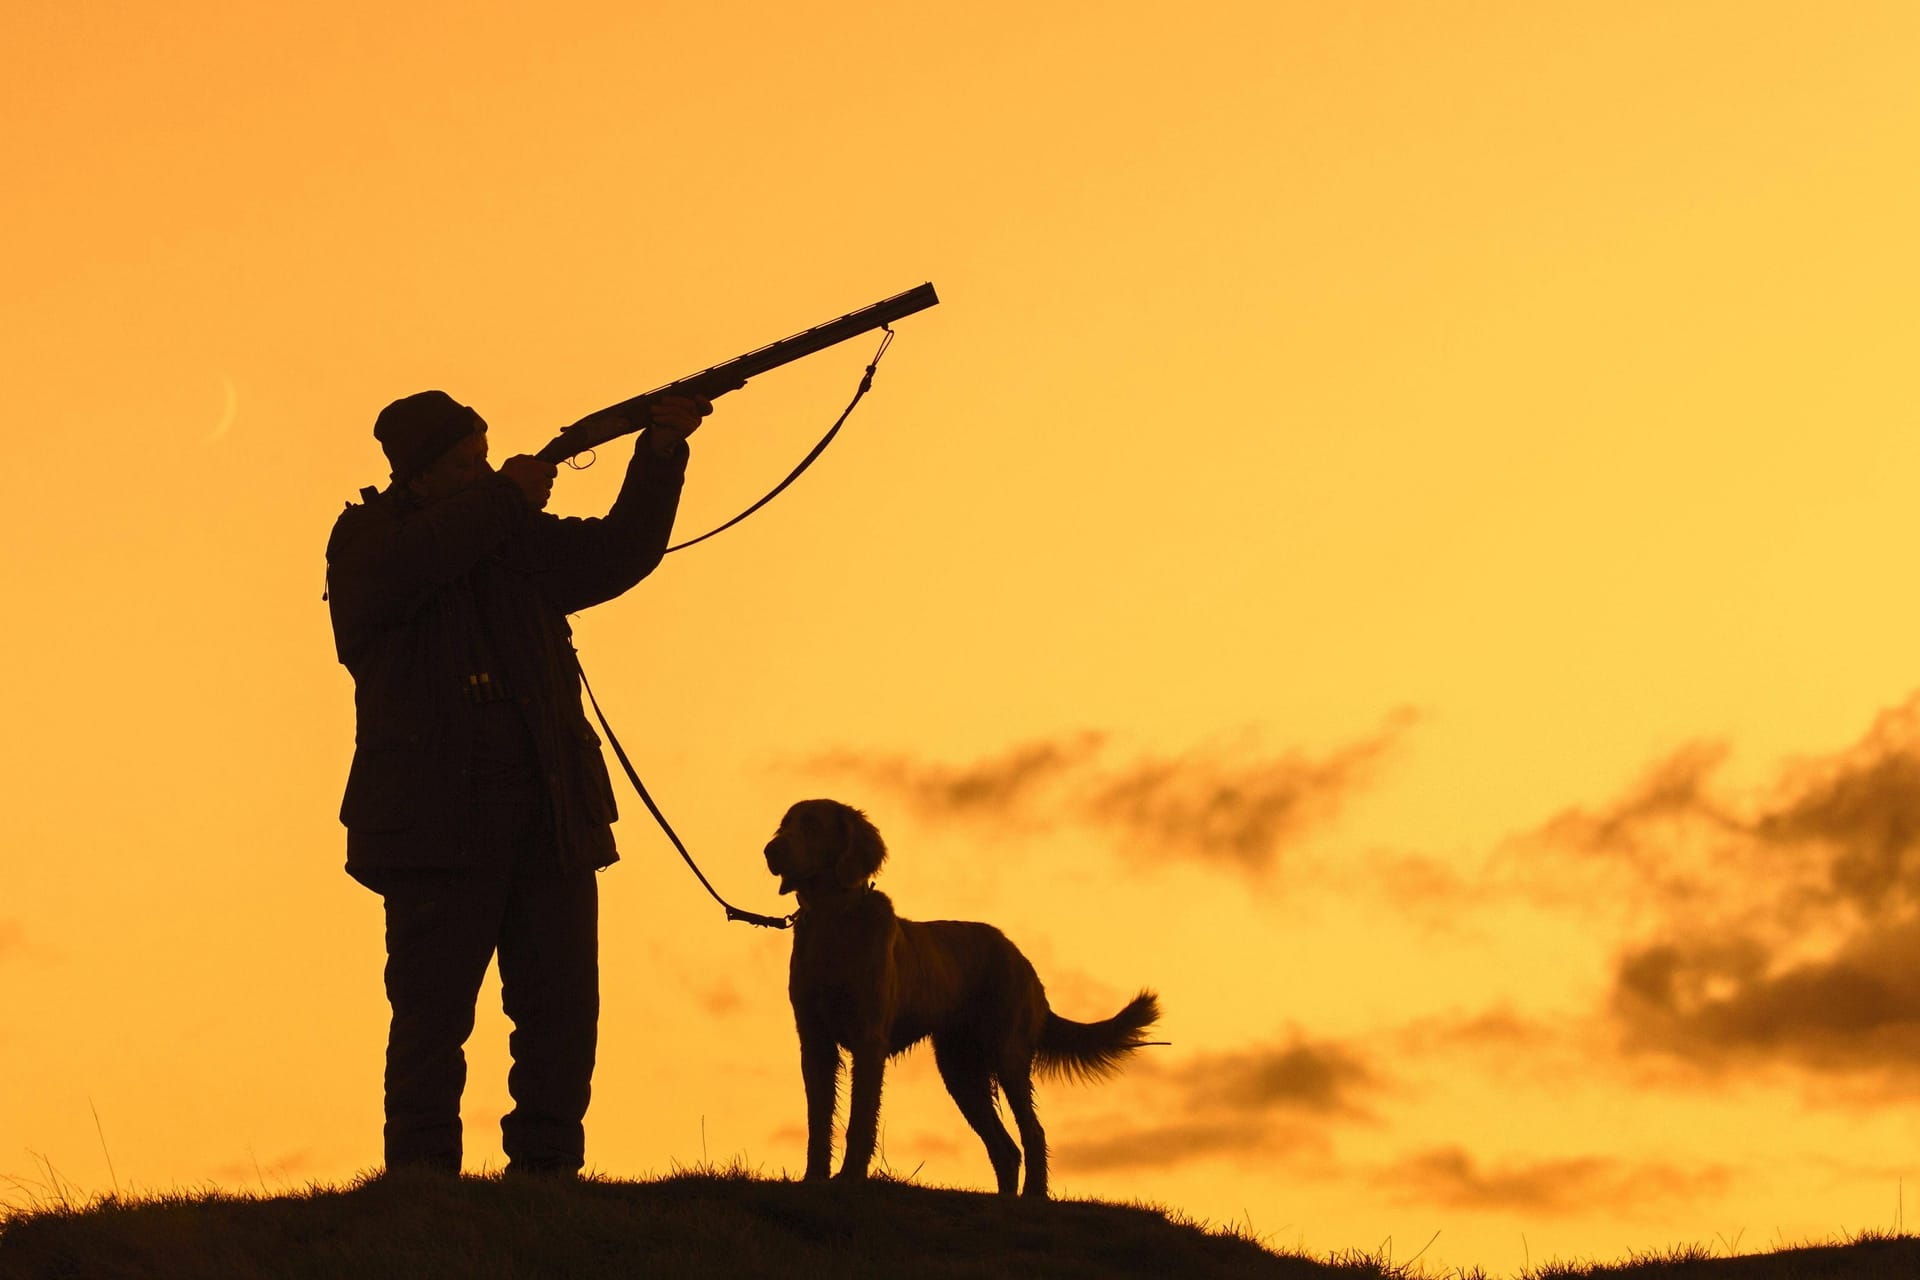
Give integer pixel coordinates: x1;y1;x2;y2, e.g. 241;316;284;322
324;388;710;1175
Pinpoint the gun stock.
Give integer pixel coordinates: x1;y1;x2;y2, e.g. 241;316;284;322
536;282;939;465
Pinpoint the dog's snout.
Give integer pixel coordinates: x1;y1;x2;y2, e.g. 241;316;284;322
765;831;800;895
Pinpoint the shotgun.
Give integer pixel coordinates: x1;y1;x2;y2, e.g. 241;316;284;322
536;282;940;466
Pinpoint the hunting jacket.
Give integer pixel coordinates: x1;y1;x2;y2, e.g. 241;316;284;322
325;437;686;881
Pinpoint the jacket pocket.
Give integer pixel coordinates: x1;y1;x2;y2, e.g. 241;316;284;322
340;748;430;832
575;728;619;823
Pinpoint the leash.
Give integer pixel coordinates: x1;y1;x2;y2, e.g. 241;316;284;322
576;327;900;930
576;654;793;929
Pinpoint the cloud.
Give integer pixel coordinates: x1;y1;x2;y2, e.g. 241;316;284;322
210;1149;318;1184
896;1130;966;1161
1534;742;1737;877
807;733;1107;821
1534;695;1920;917
1530;692;1920;1084
803;712;1415;876
1054;1033;1383;1174
1754;699;1920;916
0;920;20;958
688;977;745;1018
1056;1118;1330;1173
1082;733;1400;874
1393;1007;1558;1056
1181;1039;1382;1119
1377;1146;1731;1216
1306;848;1485;935
1518;742;1785;929
644;945;756;1019
1613;919;1920;1078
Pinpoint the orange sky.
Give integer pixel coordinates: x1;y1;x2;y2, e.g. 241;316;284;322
7;2;1920;1271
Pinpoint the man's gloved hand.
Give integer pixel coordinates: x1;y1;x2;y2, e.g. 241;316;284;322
644;394;713;456
500;455;558;510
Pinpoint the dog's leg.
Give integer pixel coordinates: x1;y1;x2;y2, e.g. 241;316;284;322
1000;1063;1049;1199
933;1038;1021;1194
798;1031;840;1182
837;1036;888;1180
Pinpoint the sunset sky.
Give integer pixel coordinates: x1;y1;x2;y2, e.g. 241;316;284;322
8;2;1920;1272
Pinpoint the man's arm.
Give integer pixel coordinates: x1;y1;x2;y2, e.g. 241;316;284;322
518;397;710;614
518;430;689;615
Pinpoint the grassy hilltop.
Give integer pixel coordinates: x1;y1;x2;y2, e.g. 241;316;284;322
3;1166;1919;1280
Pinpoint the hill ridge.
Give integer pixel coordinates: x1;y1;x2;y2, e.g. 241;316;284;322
5;1167;1920;1279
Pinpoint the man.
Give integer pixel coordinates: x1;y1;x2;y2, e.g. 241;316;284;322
325;388;711;1176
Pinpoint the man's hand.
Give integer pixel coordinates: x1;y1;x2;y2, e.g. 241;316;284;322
500;455;558;510
645;394;714;456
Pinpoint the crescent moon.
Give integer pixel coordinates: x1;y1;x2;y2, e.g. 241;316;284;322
203;375;238;445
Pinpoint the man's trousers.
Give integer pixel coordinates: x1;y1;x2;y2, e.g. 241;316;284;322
371;799;599;1175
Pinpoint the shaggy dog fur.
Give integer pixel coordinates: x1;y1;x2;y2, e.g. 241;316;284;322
763;798;1160;1198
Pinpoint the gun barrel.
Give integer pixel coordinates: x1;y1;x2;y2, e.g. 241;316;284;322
537;282;940;465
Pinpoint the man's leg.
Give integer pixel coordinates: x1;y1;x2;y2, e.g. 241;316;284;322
379;867;507;1173
497;836;599;1175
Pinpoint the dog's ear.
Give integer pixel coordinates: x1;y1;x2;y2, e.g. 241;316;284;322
834;805;888;888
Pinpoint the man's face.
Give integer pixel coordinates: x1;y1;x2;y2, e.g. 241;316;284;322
407;425;490;503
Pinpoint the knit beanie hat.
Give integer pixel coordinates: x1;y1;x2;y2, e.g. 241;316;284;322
374;390;481;482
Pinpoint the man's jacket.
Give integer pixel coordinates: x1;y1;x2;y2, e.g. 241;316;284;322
325;439;686;881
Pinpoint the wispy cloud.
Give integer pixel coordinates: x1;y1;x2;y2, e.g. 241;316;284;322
1530;692;1920;1085
1392;1007;1559;1056
1056;1117;1330;1173
806;734;1107;822
802;713;1415;877
1081;735;1397;873
1376;1146;1731;1216
1055;1032;1383;1174
1535;695;1920;917
1533;741;1742;900
687;976;745;1018
1307;847;1485;935
209;1148;318;1185
0;920;22;959
1177;1038;1382;1120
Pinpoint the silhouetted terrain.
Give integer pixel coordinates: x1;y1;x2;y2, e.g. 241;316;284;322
2;1167;1917;1279
0;1168;1378;1280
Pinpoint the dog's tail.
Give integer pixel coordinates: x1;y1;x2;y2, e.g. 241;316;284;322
1035;990;1160;1083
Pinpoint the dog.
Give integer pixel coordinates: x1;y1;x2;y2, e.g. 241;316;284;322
763;798;1160;1198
